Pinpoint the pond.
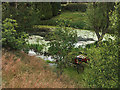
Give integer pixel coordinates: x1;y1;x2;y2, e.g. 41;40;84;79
27;29;115;64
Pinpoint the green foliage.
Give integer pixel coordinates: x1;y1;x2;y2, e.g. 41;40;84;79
82;40;118;88
2;2;55;32
64;3;87;12
86;2;115;42
46;60;55;64
63;39;118;88
28;44;44;54
47;20;78;75
65;47;84;64
82;3;119;88
2;18;29;50
61;3;119;88
87;2;114;30
48;20;77;57
2;2;36;31
85;41;97;48
110;3;120;35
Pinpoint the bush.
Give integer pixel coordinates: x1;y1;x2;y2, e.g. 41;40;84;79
2;18;29;50
82;40;118;88
47;20;78;76
64;3;87;12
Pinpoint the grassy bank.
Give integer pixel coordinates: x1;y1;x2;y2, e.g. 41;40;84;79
2;49;82;88
38;11;90;30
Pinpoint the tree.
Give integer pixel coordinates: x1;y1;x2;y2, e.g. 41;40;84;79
2;2;54;32
87;2;115;46
2;2;37;32
51;2;61;16
34;2;53;20
47;20;77;77
82;3;119;88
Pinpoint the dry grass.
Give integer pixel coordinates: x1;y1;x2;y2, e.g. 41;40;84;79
2;49;78;88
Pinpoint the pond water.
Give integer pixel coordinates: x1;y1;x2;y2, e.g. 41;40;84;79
27;29;115;64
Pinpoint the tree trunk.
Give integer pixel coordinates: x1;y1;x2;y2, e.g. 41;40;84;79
95;29;106;47
93;2;110;47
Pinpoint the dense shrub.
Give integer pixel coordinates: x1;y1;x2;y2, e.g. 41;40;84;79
63;3;87;12
82;39;118;88
2;18;29;50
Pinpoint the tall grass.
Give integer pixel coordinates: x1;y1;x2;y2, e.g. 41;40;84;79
2;49;79;88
